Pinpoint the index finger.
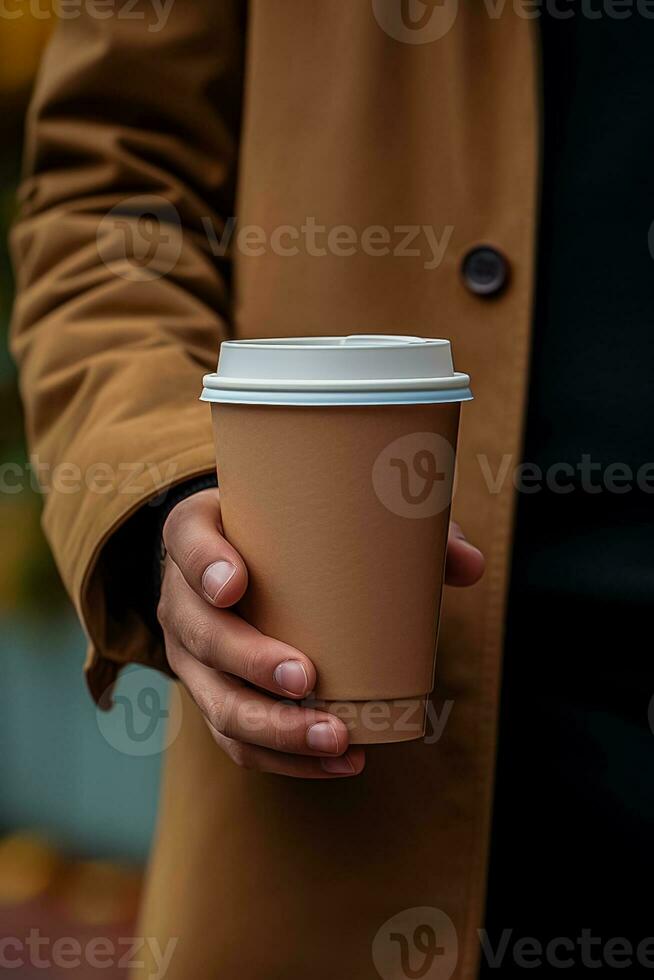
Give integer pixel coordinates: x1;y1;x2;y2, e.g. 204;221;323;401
163;486;248;607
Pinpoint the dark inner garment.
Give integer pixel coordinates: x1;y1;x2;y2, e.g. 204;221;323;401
483;6;654;971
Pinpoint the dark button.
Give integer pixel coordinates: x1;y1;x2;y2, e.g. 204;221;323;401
461;245;509;297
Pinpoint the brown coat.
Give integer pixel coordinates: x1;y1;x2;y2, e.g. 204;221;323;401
11;2;539;977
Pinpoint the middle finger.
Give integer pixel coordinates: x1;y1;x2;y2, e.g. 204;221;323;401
174;647;351;757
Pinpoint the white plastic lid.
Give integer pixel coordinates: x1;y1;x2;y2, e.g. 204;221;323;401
201;335;472;406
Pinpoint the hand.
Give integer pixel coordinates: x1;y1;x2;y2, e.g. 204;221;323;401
158;488;484;779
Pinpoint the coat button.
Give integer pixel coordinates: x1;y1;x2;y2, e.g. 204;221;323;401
461;245;509;297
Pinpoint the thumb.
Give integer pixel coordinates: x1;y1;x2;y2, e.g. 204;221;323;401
162;486;248;607
445;521;485;587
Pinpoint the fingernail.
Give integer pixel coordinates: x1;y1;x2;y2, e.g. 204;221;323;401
321;754;356;775
306;721;339;754
273;661;309;697
202;560;237;602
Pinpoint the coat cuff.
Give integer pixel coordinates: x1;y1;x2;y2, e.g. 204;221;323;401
81;453;218;708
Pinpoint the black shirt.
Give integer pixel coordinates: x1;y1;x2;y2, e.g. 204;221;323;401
483;8;654;972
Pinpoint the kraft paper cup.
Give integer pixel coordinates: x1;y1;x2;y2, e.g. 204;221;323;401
201;336;472;744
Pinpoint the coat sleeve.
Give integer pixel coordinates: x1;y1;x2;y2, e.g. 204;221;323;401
10;0;247;703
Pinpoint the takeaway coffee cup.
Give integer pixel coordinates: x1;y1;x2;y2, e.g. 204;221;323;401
200;336;472;744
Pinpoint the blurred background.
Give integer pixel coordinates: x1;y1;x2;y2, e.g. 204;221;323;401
0;15;169;977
